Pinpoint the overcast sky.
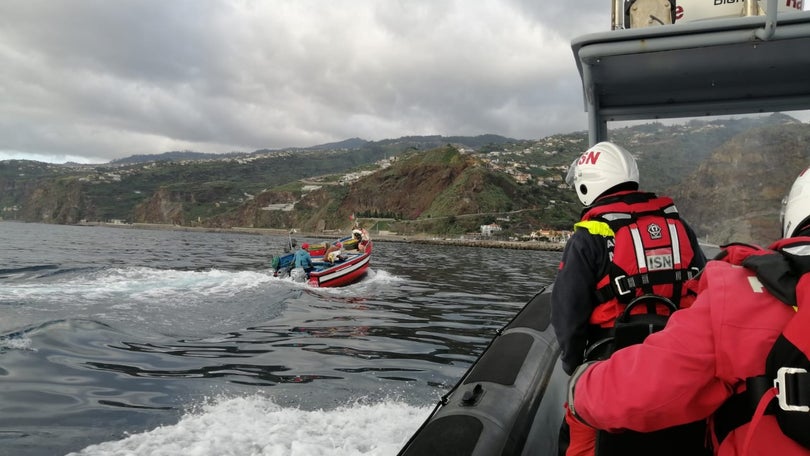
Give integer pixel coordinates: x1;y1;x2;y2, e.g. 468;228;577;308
1;1;808;164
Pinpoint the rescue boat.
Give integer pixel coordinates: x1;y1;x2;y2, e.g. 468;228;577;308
398;1;810;454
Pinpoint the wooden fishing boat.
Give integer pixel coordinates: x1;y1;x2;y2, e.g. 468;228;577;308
307;236;373;288
399;2;810;454
272;236;373;288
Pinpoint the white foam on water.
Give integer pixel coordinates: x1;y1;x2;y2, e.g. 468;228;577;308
0;266;405;306
0;267;277;305
0;267;291;334
0;335;34;351
69;396;432;456
270;268;404;295
360;269;403;285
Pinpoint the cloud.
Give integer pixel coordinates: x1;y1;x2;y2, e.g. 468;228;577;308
0;0;613;163
6;0;801;164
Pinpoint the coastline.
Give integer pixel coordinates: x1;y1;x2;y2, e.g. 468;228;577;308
76;222;566;252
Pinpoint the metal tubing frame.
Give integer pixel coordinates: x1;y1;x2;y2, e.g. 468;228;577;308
611;0;623;30
579;0;786;145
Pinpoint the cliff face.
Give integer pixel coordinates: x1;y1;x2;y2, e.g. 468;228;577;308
672;123;810;245
204;188;301;230
0;161;87;223
133;188;187;225
208;146;484;231
18;180;83;224
203;145;567;234
342;146;477;219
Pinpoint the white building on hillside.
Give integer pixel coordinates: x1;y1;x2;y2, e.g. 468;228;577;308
480;223;502;237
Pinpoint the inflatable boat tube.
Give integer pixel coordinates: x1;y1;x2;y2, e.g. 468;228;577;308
399;287;567;455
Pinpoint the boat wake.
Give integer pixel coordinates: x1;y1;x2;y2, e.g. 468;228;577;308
68;395;431;456
0;267;291;336
0;264;61;280
270;268;404;292
1;267;278;301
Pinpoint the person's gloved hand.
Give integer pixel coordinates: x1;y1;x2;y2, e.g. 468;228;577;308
567;360;598;427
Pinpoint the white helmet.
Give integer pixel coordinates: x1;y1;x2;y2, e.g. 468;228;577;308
781;167;810;237
566;141;639;206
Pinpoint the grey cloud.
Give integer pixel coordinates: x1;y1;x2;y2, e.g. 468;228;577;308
0;0;613;163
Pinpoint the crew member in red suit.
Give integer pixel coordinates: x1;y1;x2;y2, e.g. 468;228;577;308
568;167;810;455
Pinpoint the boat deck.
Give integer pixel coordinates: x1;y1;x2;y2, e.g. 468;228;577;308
571;6;810;144
311;250;364;268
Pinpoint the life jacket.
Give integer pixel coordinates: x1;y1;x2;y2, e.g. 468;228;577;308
712;239;810;450
576;191;701;327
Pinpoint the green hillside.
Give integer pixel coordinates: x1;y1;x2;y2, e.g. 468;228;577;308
2;113;809;245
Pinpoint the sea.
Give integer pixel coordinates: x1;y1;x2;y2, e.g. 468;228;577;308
0;221;561;456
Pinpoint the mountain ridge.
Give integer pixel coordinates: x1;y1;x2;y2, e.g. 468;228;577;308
2;114;808;245
107;134;520;166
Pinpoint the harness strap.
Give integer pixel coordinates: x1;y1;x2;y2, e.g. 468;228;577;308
765;367;810;415
713;376;775;444
742;387;778;456
714;366;810;442
595;268;699;303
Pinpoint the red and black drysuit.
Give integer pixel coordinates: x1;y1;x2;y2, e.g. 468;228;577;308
570;238;810;455
551;190;707;375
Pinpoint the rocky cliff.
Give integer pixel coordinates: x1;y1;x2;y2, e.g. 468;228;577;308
208;145;568;235
673;123;810;245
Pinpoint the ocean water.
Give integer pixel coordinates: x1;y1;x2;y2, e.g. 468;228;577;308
0;222;561;456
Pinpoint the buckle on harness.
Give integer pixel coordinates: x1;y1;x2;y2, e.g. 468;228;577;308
613;275;631;296
774;367;810;412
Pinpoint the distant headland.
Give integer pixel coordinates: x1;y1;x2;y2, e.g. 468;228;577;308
79;221;566;252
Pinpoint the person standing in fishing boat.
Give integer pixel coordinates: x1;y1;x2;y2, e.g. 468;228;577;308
551;141;707;456
294;242;314;278
271;238;296;277
352;225;370;253
567;167;810;455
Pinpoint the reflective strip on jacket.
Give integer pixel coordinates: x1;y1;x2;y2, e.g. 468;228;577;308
579;192;701;326
551;191;706;374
